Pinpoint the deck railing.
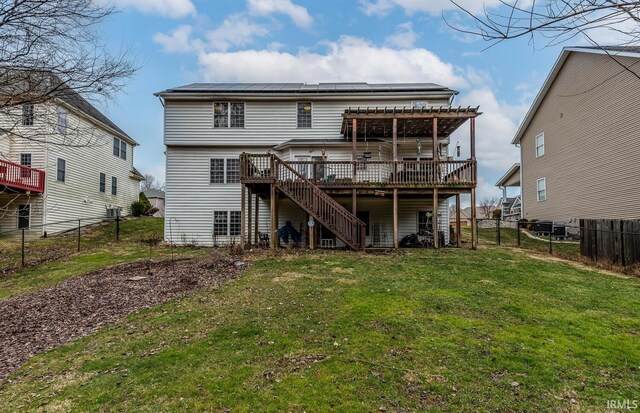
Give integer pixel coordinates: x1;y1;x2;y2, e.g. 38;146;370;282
0;159;45;193
240;154;476;187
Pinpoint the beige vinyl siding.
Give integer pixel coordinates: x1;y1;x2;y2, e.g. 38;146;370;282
520;52;640;223
164;98;450;146
0;194;44;238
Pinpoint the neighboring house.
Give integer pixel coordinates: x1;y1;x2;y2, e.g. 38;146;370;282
512;46;640;225
449;206;472;227
496;163;521;221
156;82;481;250
143;189;165;217
0;81;143;236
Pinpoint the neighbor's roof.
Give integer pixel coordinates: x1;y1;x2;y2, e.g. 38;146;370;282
511;46;640;145
495;163;520;187
143;188;165;199
155;82;458;97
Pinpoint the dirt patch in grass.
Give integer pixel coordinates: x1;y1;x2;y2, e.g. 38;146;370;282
509;248;629;278
0;256;243;382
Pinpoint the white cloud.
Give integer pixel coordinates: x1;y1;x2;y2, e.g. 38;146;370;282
385;22;418;49
197;36;467;87
247;0;313;28
109;0;196;18
361;0;503;16
153;25;195;53
207;14;269;52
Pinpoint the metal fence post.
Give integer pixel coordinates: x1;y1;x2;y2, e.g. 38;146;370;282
496;218;501;246
77;219;81;252
517;221;521;247
116;210;120;241
21;228;25;267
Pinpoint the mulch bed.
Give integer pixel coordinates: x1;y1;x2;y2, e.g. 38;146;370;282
0;256;245;382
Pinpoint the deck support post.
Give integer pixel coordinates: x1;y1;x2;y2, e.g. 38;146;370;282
433;188;439;249
247;188;252;246
433;117;439;161
392;118;398;182
352;118;357;215
393;188;398;249
254;195;260;245
471;188;477;250
470;117;476;159
270;184;276;249
240;184;246;249
455;193;461;248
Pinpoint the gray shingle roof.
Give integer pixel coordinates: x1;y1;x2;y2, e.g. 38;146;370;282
156;82;455;96
143;189;165;199
574;45;640;54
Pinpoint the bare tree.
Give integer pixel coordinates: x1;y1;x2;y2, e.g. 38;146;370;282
446;1;640;78
479;196;498;219
140;174;165;192
0;0;136;219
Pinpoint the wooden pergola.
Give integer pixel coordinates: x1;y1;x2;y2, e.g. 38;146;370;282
341;106;481;249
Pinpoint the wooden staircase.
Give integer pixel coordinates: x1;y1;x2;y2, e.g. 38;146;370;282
241;153;366;250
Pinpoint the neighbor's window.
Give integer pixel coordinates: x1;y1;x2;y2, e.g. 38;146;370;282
213;211;228;236
57;107;67;134
113;137;120;157
111;176;117;195
537;177;547;202
18;204;30;229
230;103;245;128
535;133;545;158
22;104;34;126
99;172;106;193
229;211;241;236
417;211;433;234
297;102;312;128
214;102;244;128
20;153;32;178
120;140;127;160
226;158;239;183
56;158;66;182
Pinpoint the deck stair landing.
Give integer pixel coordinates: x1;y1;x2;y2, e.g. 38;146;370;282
241;153;366;250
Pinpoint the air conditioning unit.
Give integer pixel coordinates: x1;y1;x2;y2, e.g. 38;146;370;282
106;207;121;219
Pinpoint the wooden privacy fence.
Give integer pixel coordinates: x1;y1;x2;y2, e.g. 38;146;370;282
580;219;640;266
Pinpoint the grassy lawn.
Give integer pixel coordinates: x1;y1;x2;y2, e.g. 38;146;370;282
2;247;639;412
472;227;581;257
0;217;205;299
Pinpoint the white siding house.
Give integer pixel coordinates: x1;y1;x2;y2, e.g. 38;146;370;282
0;89;143;236
157;83;480;249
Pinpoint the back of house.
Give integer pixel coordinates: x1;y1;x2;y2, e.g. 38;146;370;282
157;82;481;249
513;47;640;226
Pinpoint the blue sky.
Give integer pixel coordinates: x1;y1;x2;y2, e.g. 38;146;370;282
97;0;573;199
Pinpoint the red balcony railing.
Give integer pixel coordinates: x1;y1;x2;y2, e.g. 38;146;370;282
0;159;45;193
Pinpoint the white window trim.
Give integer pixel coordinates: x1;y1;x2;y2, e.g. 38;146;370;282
210;157;240;185
56;158;66;182
535;133;545;158
296;101;313;129
536;177;547;202
213;102;246;129
212;210;241;237
57;107;67;134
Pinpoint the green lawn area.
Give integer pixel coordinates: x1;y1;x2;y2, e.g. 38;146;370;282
471;226;581;257
0;217;204;299
2;247;639;412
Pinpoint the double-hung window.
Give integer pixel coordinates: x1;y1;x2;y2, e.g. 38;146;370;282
57;107;67;134
417;211;433;234
99;172;106;193
56;158;66;182
213;211;241;237
20;153;32;178
111;176;118;195
210;158;239;184
297;102;312;128
214;102;244;128
113;137;126;159
22;104;34;126
18;204;30;229
537;177;547;202
535;133;545;158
